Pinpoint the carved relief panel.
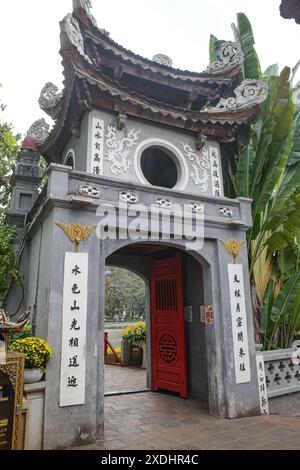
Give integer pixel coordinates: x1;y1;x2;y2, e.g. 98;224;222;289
86;110;224;197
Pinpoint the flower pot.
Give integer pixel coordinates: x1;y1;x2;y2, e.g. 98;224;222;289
24;368;43;384
133;342;146;369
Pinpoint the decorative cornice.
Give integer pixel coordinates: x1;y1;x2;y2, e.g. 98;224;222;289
207;79;268;112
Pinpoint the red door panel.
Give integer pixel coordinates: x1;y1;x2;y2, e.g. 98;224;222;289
151;253;188;398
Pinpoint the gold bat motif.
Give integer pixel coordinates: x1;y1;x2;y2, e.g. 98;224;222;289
220;240;245;263
56;223;96;252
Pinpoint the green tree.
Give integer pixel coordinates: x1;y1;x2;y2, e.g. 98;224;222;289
0;95;21;304
105;267;146;320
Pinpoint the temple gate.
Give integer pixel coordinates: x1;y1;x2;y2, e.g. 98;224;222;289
6;0;268;449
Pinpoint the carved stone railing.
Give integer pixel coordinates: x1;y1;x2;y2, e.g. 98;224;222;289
262;349;300;399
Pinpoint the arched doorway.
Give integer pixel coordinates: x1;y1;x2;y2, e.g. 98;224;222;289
105;242;210;402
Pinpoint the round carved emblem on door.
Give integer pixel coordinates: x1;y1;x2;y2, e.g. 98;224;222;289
159;333;178;364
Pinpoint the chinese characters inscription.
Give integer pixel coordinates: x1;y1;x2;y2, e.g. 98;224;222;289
60;252;88;407
88;118;104;176
209;147;223;197
228;264;251;384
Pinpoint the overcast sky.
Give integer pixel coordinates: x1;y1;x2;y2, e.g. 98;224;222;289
1;0;300;136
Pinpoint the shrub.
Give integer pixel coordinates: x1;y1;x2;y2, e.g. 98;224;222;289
9;337;52;369
8;324;32;345
122;322;146;344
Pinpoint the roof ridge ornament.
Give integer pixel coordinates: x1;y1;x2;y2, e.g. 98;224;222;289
206;79;268;112
38;82;63;120
60;13;92;64
153;54;173;68
27;118;50;145
73;0;97;26
206;41;244;74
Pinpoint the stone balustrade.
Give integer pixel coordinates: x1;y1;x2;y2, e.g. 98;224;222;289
262;349;300;398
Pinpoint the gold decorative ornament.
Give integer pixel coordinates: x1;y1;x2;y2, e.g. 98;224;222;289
220;239;245;263
56;223;96;252
0;353;25;450
0;310;27;449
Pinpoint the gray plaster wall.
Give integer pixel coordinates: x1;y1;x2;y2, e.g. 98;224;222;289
62;113;89;172
42;206;102;450
33;214;54;340
62;109;223;197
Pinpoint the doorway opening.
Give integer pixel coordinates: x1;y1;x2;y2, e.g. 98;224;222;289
104;266;148;395
104;243;209;403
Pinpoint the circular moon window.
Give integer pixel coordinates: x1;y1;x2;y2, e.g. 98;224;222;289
140;147;178;189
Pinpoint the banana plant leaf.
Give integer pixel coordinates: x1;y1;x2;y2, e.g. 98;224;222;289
292;287;300;333
233;12;262;80
264;165;300;230
252;69;295;215
264;64;279;79
260;279;274;341
209;34;219;63
266;195;300;251
278;247;299;280
291;59;300;86
270;271;300;323
288;112;300;167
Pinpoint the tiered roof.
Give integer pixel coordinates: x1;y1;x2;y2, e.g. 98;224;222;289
34;2;267;161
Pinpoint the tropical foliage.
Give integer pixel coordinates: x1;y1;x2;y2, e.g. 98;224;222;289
210;13;300;349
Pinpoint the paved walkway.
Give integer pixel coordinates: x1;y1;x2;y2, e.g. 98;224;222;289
76;366;300;450
104;364;147;394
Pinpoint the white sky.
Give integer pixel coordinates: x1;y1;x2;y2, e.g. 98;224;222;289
1;0;300;136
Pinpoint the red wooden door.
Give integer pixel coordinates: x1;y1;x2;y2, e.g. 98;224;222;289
151;253;188;398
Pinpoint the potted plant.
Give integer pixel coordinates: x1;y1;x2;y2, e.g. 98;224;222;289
9;336;52;384
122;322;147;368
